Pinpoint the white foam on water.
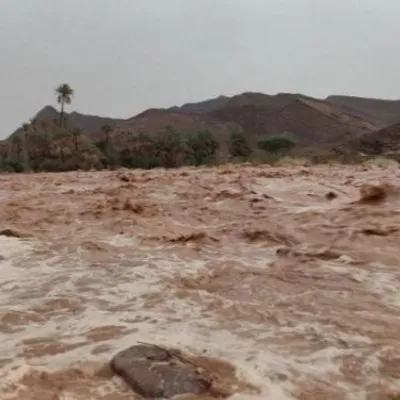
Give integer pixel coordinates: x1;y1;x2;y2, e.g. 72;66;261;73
1;164;400;400
0;235;298;399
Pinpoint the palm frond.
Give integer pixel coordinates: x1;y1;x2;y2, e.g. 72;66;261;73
55;83;74;99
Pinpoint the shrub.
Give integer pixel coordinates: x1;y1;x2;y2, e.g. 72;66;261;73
257;133;296;153
39;159;65;172
359;139;384;155
229;130;252;158
186;129;219;166
2;159;24;173
151;126;187;168
0;164;16;173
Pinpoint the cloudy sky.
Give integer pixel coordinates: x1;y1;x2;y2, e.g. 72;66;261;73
1;0;399;136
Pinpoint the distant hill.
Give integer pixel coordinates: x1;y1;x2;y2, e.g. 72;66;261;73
118;108;240;138
171;92;400;124
167;91;397;146
67;111;123;135
326;95;400;126
33;105;60;122
170;92;314;114
168;95;230;114
7;91;400;150
208;96;379;146
9;106;123;139
355;121;400;153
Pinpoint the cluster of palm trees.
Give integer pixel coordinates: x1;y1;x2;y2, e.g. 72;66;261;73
16;83;74;171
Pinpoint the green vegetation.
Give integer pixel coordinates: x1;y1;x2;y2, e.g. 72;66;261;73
0;82;225;172
1;84;395;173
0;120;224;173
55;83;74;128
229;130;252;159
186;129;220;166
359;138;384;155
257;133;296;153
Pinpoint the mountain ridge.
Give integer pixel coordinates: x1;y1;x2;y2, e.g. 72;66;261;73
7;91;400;148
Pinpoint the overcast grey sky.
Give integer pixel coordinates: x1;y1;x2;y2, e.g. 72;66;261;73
1;0;399;136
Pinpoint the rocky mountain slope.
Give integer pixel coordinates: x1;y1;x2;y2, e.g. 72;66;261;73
9;106;123;139
117;108;240;139
356;121;400;153
327;95;400;126
209;97;378;146
7;92;400;149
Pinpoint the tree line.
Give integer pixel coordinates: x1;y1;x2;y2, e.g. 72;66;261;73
0;83;297;172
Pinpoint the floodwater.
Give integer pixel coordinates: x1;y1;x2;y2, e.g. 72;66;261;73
0;164;399;399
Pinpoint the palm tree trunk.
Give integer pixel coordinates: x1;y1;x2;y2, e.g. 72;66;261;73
60;146;65;163
22;131;30;172
59;101;64;128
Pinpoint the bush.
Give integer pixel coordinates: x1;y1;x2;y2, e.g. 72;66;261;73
251;151;283;165
186;129;219;166
151;126;187;168
39;158;65;172
62;153;102;171
2;160;24;173
120;154;164;170
229;131;252;158
257;133;296;153
364;156;398;168
359;139;384;155
0;164;16;173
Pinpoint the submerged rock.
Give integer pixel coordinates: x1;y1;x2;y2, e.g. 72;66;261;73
111;344;211;398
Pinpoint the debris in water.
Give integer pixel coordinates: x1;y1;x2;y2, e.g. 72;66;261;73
168;231;219;243
357;184;388;204
0;228;29;238
360;226;399;236
242;228;297;246
117;172;133;182
325;191;338;200
123;199;144;213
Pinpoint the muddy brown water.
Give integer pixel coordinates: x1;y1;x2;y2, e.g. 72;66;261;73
0;164;400;399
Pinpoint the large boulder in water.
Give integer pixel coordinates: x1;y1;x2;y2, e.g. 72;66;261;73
111;343;211;398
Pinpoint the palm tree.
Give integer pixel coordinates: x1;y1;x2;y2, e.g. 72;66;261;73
101;124;113;146
72;128;82;152
40;121;48;133
21;123;31;171
55;83;74;128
